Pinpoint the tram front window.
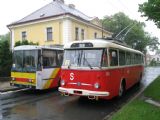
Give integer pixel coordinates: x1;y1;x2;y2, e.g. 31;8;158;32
63;49;103;68
12;50;41;72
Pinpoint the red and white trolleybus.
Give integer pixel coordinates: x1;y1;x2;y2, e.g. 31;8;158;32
59;38;144;100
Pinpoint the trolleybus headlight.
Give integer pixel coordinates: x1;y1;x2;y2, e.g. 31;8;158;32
61;80;65;86
94;83;100;89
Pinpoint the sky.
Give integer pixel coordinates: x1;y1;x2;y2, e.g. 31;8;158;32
0;0;160;40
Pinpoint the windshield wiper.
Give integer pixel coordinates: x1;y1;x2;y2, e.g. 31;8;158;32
83;55;93;69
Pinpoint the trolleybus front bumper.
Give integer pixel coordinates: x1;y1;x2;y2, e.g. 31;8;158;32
59;87;110;97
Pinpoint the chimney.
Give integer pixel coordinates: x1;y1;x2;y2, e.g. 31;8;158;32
68;4;75;9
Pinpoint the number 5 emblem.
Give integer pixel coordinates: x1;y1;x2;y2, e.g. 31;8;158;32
70;73;74;80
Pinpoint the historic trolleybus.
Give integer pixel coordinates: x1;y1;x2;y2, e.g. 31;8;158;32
10;45;63;90
59;38;144;100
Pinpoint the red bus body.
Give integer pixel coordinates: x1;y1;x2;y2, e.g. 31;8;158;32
59;39;144;100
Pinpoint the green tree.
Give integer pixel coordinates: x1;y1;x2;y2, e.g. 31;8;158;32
0;33;12;77
102;12;159;53
150;59;157;66
139;0;160;28
156;49;160;54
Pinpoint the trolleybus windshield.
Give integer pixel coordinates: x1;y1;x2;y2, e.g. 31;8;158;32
12;50;41;72
63;49;103;68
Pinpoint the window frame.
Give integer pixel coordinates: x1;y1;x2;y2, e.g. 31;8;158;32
22;31;27;41
81;29;85;40
75;27;79;40
46;27;53;41
94;32;97;39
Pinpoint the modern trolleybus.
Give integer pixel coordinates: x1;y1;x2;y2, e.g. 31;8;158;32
59;38;144;100
10;45;63;90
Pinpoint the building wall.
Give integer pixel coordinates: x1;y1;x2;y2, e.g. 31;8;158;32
71;20;110;41
11;17;111;48
12;20;63;46
62;19;72;44
71;20;88;41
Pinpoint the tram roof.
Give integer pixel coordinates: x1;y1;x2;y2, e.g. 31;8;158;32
64;39;144;55
13;45;63;51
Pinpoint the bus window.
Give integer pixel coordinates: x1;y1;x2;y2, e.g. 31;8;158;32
102;49;108;67
23;50;38;72
131;53;134;65
126;52;131;65
37;50;41;71
82;50;102;67
138;54;141;64
43;50;57;68
119;50;125;66
109;49;118;66
141;55;144;64
57;51;63;66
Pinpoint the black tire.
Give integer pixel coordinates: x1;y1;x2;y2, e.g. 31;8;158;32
118;80;125;97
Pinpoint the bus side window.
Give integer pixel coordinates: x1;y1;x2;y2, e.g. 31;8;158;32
119;50;125;66
126;52;131;65
109;49;118;66
102;49;108;67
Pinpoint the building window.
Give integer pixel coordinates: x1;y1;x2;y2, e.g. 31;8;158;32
81;29;84;40
46;27;53;41
75;27;79;40
94;32;97;38
22;31;27;40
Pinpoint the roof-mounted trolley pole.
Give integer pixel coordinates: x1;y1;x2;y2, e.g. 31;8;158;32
114;23;134;39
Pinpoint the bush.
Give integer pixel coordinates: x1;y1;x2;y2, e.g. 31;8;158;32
15;40;38;47
0;39;12;77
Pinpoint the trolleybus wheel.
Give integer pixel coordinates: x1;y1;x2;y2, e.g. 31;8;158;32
118;80;126;97
137;73;142;85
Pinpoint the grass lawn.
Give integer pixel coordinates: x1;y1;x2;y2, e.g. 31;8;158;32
111;99;160;120
111;76;160;120
144;76;160;101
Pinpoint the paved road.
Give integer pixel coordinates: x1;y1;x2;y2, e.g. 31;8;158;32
0;67;160;120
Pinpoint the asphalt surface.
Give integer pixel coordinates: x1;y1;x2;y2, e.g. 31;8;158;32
0;67;160;120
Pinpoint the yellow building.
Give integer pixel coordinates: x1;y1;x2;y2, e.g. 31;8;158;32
8;0;112;49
